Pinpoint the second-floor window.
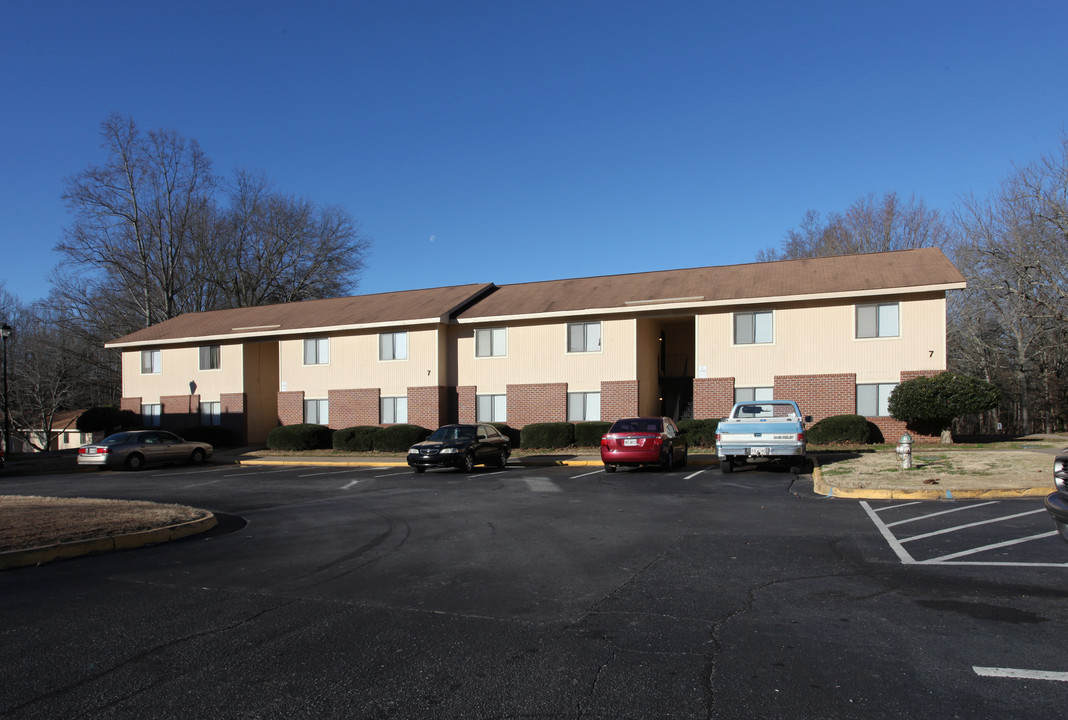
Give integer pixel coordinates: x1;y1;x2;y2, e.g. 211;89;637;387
567;322;601;353
475;328;507;357
199;345;220;371
380;332;408;361
856;303;899;338
304;338;329;365
734;311;773;345
141;349;161;374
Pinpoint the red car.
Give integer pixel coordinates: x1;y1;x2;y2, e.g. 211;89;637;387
600;416;688;472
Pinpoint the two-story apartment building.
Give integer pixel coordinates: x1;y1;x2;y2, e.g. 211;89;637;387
107;248;966;443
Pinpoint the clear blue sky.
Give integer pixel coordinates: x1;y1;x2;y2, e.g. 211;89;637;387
2;1;1066;304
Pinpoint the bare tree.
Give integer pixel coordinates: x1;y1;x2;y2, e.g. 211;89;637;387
759;192;953;261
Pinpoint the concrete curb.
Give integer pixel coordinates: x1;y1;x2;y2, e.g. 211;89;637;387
0;511;219;572
811;463;1051;501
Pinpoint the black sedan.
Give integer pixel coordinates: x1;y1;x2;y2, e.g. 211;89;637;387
407;423;510;473
1045;448;1068;543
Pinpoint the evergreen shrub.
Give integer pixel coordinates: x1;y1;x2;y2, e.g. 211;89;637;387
520;422;574;449
806;414;872;444
333;426;382;452
373;424;431;452
677;418;719;448
267;423;333;451
574;421;612;447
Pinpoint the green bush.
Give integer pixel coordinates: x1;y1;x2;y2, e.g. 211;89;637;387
333;426;382;452
677;418;719;448
520;422;574;449
179;425;242;447
574;421;612;447
373;424;431;453
267;423;333;451
490;423;521;448
77;406;139;433
807;414;872;444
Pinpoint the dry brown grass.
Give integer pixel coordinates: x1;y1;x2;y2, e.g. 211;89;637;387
817;449;1054;489
0;496;205;552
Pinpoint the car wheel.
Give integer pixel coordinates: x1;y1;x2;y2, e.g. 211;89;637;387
604;463;616;473
126;453;145;471
461;452;475;472
493;450;508;468
413;466;426;474
720;457;733;474
661;450;674;472
677;448;688;468
190;448;205;464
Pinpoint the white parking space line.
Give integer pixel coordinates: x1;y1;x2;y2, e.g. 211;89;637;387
469;470;507;479
861;501;917;564
223;467;292;477
374;470;412;478
571;469;604;479
884;501;999;527
341;480;360;489
923;531;1060;563
298;469;365;477
154;467;229;478
872;501;923;512
684;469;706;480
900;509;1048;543
974;666;1068;682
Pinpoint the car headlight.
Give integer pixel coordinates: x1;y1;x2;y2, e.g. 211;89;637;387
407;448;419;455
440;448;458;454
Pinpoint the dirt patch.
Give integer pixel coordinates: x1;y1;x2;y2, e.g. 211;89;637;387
816;449;1054;489
0;496;206;552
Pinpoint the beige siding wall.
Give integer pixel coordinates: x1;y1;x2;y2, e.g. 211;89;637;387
454;318;638;393
122;343;245;403
278;327;442;398
696;293;947;385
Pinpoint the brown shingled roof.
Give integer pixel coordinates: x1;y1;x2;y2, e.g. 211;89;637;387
456;248;965;320
107;283;495;347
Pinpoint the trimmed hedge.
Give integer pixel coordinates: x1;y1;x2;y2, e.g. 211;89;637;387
574;421;612;447
267;423;333;451
179;425;242;447
333;426;382;452
677;418;719;448
520;422;574;449
490;423;521;448
373;424;431;453
807;414;873;444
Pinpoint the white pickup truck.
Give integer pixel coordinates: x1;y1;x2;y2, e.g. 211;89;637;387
715;400;811;474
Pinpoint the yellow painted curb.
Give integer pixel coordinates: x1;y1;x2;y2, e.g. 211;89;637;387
811;464;1052;500
0;511;218;571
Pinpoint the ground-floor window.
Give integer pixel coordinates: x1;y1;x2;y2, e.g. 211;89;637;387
734;386;773;403
141;403;161;427
477;394;507;422
567;391;601;421
857;383;896;417
381;396;408;424
305;399;329;425
201;401;221;426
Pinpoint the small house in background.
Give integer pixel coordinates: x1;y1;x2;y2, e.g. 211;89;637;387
13;409;97;453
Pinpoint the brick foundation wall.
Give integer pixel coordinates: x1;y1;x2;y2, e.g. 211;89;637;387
278;391;304;426
160;394;200;430
408;386;450;429
120;397;141;415
329;388;380;428
600;380;639;422
507;383;568;428
692;378;735;419
457;386;476;423
774;373;856;422
220;393;247;441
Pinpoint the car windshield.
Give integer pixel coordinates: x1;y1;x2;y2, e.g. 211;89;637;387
610;419;662;434
429;426;476;442
102;433;137;445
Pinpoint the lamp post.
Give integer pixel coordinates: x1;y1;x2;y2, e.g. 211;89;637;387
1;323;10;457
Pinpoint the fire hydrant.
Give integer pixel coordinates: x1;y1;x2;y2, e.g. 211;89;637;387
896;433;914;469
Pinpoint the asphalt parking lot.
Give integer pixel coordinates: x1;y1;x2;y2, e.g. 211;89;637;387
2;462;1067;719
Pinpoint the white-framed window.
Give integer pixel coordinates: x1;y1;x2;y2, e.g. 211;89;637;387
476;394;507;422
304;399;329;425
857;383;897;417
856;303;900;339
735;386;774;403
199;345;221;371
379;332;408;361
200;401;221;426
381;396;408;424
141;349;161;374
734;311;773;345
567;391;601;421
567;322;601;353
475;328;507;357
141;403;161;427
304;338;329;365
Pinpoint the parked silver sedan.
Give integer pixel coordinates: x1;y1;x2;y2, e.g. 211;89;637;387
77;430;213;470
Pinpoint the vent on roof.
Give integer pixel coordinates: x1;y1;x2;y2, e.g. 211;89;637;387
624;296;704;306
231;324;282;331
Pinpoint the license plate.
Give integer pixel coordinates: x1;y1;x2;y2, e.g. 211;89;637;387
624;439;639;446
750;447;770;457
